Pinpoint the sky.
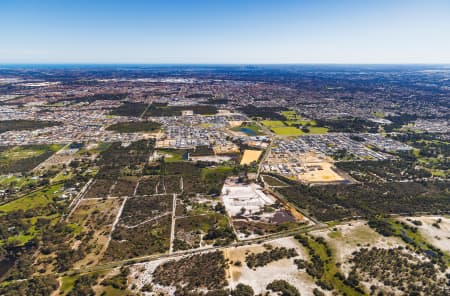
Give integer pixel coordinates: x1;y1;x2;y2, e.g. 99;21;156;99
1;0;450;64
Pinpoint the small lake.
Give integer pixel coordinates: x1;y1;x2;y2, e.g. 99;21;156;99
239;127;257;136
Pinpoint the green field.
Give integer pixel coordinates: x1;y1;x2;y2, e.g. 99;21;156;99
271;125;328;136
158;149;186;162
271;126;304;136
0;184;63;214
0;144;62;174
0;175;38;191
262;113;328;136
261;120;285;128
286;119;318;126
305;127;328;134
280;110;298;119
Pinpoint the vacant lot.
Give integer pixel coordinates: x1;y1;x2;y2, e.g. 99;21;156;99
298;161;346;183
240;149;262;165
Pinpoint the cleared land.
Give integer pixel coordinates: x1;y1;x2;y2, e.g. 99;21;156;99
298;161;346;183
240;149;262;165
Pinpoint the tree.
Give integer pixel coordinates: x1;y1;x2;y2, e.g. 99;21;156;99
232;283;254;296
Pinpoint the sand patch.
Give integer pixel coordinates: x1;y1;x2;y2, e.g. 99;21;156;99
224;237;319;295
398;215;450;253
241;149;262;165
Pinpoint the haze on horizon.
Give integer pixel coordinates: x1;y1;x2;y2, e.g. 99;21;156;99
1;0;450;64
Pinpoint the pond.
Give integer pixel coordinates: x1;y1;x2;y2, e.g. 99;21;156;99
239;127;257;136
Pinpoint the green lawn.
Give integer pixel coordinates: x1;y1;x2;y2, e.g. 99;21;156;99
262;114;327;136
261;120;285;128
60;275;78;295
281;110;298;120
271;126;328;136
286;119;318;126
158;149;186;162
0;144;61;164
307;127;328;134
51;171;73;183
0;175;37;190
0;184;63;214
271;126;304;136
201;166;234;178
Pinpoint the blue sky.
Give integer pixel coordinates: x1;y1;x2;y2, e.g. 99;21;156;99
1;0;450;64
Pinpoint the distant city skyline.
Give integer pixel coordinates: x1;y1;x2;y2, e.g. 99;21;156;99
1;0;450;64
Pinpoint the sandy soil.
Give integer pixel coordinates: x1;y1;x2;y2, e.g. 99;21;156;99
190;155;231;163
240;149;262;165
298;162;345;183
398;215;450;253
312;220;404;276
224;236;322;295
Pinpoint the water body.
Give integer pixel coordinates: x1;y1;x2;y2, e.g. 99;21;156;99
239;127;256;136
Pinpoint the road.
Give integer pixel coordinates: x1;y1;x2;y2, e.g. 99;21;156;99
65;178;94;220
169;193;177;254
65;222;327;276
104;196;128;250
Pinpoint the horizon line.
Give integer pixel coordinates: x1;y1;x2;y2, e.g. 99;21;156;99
1;62;450;66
